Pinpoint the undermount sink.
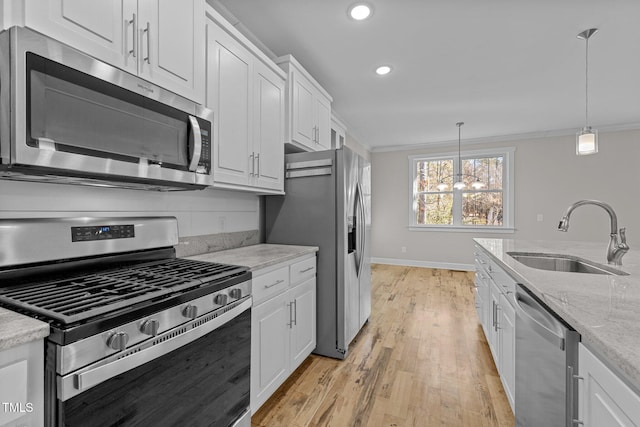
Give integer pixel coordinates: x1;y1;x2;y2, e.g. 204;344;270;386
507;252;628;276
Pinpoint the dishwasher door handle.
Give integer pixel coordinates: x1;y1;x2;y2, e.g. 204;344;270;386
515;290;565;350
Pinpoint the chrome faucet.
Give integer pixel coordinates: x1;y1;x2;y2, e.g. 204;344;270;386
558;200;629;265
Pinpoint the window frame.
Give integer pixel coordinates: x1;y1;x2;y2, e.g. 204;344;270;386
408;147;515;233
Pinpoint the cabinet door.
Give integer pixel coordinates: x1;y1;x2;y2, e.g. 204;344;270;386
316;95;332;150
488;281;501;363
499;294;515;411
290;278;316;370
206;20;252;186
251;292;290;413
24;0;137;74
291;72;315;149
138;0;204;103
253;61;285;191
579;344;640;426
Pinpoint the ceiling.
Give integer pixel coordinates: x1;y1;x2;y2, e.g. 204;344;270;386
213;0;640;151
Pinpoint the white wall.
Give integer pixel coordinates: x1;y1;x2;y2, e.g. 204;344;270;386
0;180;259;237
371;128;640;269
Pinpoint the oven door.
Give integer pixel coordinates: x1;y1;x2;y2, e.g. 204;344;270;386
51;298;251;427
1;26;212;188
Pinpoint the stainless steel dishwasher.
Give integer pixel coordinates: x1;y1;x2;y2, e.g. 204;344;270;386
515;284;580;427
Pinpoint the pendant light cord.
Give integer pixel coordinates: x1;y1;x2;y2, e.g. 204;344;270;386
585;36;589;127
457;122;463;180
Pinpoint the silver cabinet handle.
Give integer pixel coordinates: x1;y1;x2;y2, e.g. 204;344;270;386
568;365;585;426
143;22;150;64
249;153;254;176
264;279;284;289
299;267;314;273
188;116;202;171
287;302;293;328
128;13;137;58
292;300;297;326
256;154;260;177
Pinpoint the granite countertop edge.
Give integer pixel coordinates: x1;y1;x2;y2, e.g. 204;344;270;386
0;308;50;351
184;243;319;271
475;238;640;392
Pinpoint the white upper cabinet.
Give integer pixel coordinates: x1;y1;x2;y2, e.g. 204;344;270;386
22;0;205;103
277;55;333;152
207;20;252;187
253;60;285;191
205;6;285;194
136;0;204;103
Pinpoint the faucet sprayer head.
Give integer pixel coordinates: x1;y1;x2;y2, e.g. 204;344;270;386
558;216;569;232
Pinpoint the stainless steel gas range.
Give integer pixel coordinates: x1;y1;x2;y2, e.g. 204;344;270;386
0;217;252;427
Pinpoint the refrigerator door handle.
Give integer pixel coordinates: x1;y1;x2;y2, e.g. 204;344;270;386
355;182;366;278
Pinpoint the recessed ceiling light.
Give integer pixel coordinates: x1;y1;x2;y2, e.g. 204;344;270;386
348;3;372;21
375;65;391;75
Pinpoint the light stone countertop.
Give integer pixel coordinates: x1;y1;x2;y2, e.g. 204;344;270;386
185;243;318;271
475;238;640;391
0;308;49;351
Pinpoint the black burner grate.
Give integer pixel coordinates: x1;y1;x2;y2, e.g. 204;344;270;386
0;259;247;324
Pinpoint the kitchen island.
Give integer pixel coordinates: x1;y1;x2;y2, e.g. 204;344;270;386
475;238;640;393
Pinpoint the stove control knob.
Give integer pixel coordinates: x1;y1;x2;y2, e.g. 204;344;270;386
107;332;129;351
140;319;160;336
182;305;198;319
214;293;228;305
229;289;242;299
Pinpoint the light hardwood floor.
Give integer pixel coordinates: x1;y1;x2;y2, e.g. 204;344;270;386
251;264;514;427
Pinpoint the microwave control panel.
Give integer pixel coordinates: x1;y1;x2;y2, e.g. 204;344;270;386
199;128;211;172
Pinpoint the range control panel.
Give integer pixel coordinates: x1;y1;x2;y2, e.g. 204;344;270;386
71;224;135;242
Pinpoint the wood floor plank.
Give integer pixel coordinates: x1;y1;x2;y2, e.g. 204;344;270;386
251;265;514;427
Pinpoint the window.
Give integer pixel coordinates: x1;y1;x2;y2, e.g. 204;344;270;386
409;147;514;232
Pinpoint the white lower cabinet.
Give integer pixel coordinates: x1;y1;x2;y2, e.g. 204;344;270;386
0;340;44;427
579;343;640;426
474;244;516;412
498;292;515;409
251;254;317;413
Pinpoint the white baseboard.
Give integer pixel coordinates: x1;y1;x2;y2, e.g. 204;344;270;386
371;257;475;272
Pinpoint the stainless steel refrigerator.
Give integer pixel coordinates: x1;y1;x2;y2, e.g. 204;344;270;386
265;146;371;360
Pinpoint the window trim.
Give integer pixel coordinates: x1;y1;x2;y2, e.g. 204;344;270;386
408;147;515;232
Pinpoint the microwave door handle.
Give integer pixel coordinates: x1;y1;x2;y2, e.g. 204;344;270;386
188;116;202;171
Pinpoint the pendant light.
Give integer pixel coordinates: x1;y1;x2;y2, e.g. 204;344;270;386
576;28;598;155
435;122;484;191
453;122;466;190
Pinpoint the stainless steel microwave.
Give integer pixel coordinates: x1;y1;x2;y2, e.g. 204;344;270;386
0;26;212;191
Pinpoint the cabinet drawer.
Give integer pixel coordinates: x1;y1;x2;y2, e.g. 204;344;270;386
487;261;516;298
253;266;290;305
474;246;491;268
290;256;316;285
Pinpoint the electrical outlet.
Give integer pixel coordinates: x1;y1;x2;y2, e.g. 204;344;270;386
537;214;544;222
219;216;226;231
401;246;407;253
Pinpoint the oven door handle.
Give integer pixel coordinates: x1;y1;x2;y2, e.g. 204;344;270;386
61;298;251;401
